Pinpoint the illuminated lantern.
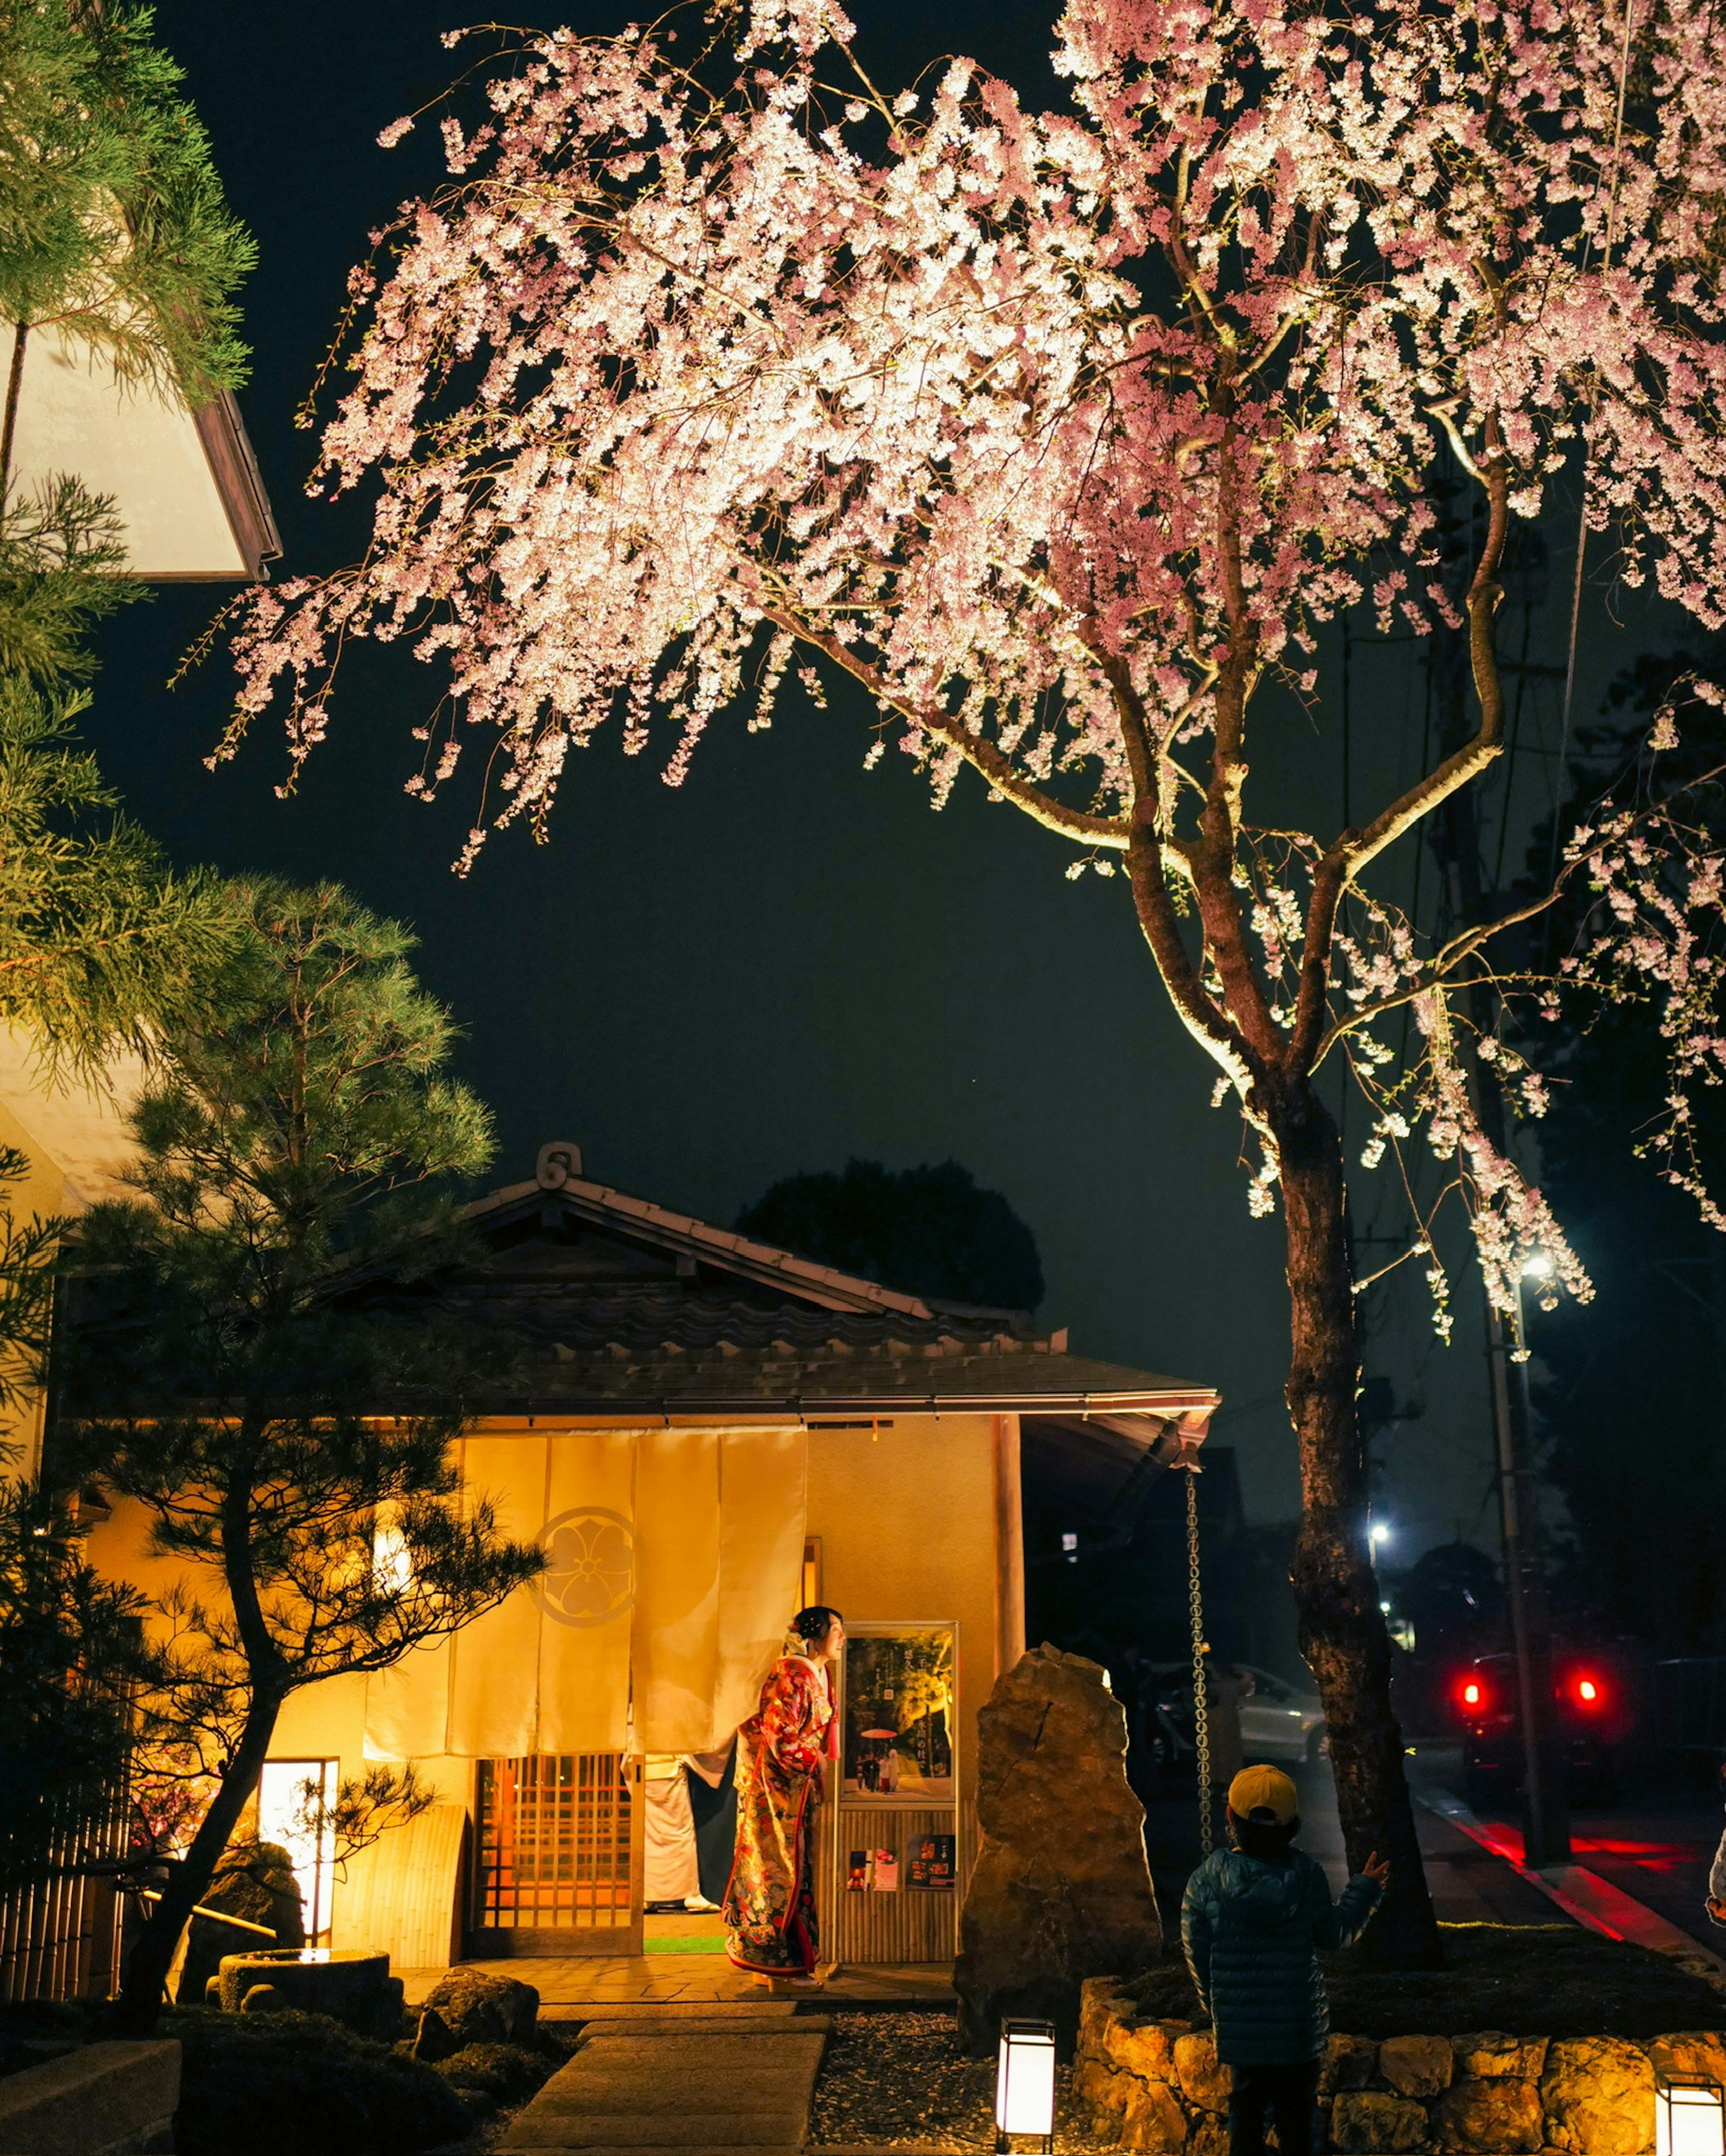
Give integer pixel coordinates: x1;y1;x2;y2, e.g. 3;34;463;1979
1657;2071;1725;2156
996;2018;1057;2153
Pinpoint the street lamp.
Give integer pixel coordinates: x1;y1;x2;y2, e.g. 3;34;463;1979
1370;1521;1392;1548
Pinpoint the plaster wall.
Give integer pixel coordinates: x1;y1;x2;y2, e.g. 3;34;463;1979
808;1411;1005;1771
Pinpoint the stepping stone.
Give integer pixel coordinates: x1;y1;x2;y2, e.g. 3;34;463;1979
573;2035;826;2065
505;2116;804;2148
578;2020;830;2044
531;2075;815;2110
576;2002;799;2020
503;2023;826;2155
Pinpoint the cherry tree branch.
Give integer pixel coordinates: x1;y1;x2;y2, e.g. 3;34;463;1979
1290;407;1511;1072
1312;875;1581;1067
759;608;1133;851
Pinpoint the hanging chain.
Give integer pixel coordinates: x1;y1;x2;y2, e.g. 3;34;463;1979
1184;1465;1213;1857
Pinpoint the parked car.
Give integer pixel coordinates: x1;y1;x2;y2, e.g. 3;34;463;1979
1236;1664;1327;1764
1129;1660;1326;1779
1457;1650;1631;1807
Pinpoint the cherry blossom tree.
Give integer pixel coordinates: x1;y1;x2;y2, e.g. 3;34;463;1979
221;0;1726;1957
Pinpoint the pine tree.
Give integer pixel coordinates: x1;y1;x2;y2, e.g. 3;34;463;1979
0;0;254;480
61;881;541;2034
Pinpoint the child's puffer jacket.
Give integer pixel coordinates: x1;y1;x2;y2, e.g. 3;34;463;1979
1179;1847;1382;2067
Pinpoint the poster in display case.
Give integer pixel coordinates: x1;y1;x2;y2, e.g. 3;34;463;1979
841;1623;956;1803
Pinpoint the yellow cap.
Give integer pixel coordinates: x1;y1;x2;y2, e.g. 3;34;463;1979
1227;1765;1299;1824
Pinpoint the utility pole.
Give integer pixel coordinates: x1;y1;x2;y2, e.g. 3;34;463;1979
1426;487;1571;1866
1483;1290;1570;1863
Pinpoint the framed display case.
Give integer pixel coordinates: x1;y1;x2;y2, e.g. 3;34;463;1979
822;1620;963;1969
840;1622;957;1804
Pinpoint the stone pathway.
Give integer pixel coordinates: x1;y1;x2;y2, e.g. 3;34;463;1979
400;1961;952;2014
501;2003;829;2156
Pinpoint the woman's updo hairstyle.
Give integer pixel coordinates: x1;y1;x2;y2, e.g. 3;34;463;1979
789;1606;843;1648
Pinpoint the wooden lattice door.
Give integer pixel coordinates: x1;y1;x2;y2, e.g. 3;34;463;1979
470;1754;642;1956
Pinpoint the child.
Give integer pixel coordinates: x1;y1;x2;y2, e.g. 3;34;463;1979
1181;1764;1389;2156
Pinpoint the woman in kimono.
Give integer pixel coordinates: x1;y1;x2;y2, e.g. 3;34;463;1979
723;1605;844;1987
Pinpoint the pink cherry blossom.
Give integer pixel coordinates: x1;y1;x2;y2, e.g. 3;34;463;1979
222;0;1726;1339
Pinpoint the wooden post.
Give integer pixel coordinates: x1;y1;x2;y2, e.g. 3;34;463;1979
991;1414;1025;1682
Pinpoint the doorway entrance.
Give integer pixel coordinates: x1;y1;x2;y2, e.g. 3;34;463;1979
470;1753;642;1956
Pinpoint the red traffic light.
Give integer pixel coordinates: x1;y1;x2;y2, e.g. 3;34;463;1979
1461;1679;1481;1707
1573;1673;1602;1706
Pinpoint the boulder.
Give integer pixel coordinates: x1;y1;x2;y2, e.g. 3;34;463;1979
1382;2034;1454;2099
180;1837;305;2006
1433;2076;1545;2153
1322;2034;1381;2095
955;1646;1162;2050
1542;2037;1656;2156
1454;2033;1550;2081
1332;2091;1430;2152
1188;2120;1228;2156
418;1966;540;2050
1172;2033;1231;2115
411;2005;458;2064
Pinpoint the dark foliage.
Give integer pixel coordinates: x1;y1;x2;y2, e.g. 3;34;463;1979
0;1474;152;1895
432;2039;558;2106
1515;654;1726;1649
165;2008;471;2156
735;1157;1044;1310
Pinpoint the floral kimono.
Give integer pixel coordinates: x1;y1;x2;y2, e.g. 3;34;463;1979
722;1655;836;1974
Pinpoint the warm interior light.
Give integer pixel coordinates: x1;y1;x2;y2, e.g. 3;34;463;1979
1658;2073;1725;2156
996;2019;1057;2147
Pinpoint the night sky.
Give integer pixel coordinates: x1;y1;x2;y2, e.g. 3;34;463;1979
83;1;1676;1542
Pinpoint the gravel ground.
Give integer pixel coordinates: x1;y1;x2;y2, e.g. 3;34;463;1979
808;2011;1120;2152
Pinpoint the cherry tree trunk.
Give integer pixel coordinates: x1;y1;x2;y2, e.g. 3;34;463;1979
1276;1081;1442;1965
106;1693;285;2036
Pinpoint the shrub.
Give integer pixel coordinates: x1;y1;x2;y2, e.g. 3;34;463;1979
432;2040;556;2105
166;2006;470;2156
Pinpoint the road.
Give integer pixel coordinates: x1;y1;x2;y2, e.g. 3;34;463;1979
1138;1742;1726;1953
1408;1741;1726;1954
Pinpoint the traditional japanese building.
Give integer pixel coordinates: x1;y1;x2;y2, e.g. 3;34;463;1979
86;1140;1218;1974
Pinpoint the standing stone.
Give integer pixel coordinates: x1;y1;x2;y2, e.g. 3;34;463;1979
956;1645;1162;2051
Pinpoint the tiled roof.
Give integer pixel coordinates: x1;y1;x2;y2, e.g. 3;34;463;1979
353;1176;1223;1424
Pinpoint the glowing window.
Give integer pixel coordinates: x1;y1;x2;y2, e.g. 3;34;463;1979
257;1758;338;1941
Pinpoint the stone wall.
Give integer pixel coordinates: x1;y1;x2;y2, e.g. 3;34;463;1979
0;2038;179;2156
1076;1979;1726;2156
